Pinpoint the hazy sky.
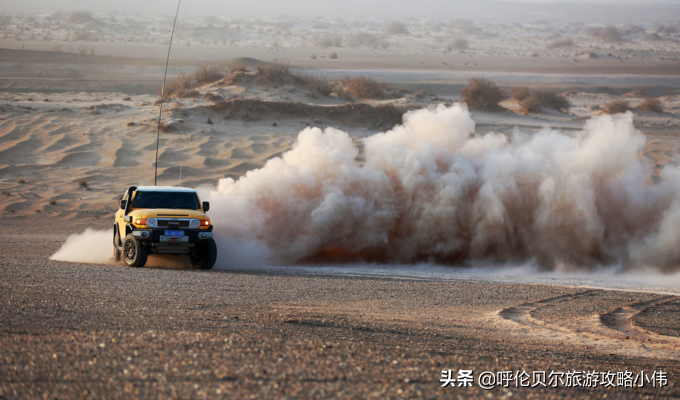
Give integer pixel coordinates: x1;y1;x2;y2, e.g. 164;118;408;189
3;0;680;23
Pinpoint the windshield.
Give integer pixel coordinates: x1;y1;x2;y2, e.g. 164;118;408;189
132;191;200;210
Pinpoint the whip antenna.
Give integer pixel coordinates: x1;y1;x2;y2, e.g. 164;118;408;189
154;0;182;186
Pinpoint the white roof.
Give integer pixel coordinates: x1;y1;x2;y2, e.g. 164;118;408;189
134;186;196;192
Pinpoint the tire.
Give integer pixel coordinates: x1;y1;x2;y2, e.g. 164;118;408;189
190;238;217;270
122;234;148;268
113;230;121;263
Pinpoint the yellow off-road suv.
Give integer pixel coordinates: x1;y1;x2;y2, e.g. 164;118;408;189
113;186;216;269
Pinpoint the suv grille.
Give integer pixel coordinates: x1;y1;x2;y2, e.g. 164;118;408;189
157;219;190;228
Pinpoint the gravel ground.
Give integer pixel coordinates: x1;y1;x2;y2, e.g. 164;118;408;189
1;216;679;399
633;299;680;338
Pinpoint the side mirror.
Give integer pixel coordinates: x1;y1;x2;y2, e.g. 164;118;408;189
120;199;127;210
203;201;210;212
123;216;132;223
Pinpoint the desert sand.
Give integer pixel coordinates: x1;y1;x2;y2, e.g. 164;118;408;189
1;9;680;399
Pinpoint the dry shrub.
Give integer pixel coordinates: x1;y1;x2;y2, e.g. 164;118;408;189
461;78;508;111
603;100;631;114
301;75;333;96
532;90;570;112
17;178;26;184
78;179;88;188
67;12;94;25
229;62;248;73
547;38;574;49
329;52;338;60
598;26;623;43
164;72;194;97
193;65;223;85
312;34;342;48
1;190;10;196
204;92;224;102
384;21;409;35
639;97;664;113
257;60;290;80
446;38;468;52
520;96;542;113
344;76;385;99
347;32;379;47
49;200;57;205
510;87;532;101
178;90;200;99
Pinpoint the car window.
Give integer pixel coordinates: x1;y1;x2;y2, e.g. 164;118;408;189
132;191;200;210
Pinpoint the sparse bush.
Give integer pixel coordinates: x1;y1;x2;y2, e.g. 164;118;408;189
329;52;338;59
520;96;542;113
78;45;87;55
311;54;317;59
194;65;223;85
78;179;89;188
347;32;379;47
67;12;94;25
204;92;224;102
49;200;57;205
639;97;664;113
229;62;248;73
17;178;26;184
603;99;631;114
511;86;532;101
164;72;194;97
461;78;508;111
302;75;333;96
312;34;342;48
178;90;200;99
547;38;574;49
532;90;570;112
446;38;468;52
598;26;623;43
384;21;410;35
257;60;290;80
344;76;385;99
1;190;10;196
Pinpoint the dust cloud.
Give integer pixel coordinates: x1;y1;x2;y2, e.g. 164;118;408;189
53;105;680;273
202;104;680;272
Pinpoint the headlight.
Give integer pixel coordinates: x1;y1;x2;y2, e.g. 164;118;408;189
146;218;158;228
189;219;200;229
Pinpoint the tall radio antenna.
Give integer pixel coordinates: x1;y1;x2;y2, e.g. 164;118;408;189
154;0;182;186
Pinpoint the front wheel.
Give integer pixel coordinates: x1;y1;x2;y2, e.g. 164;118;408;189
123;234;148;268
190;238;217;270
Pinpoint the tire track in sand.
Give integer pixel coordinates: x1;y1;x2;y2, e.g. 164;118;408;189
495;290;680;360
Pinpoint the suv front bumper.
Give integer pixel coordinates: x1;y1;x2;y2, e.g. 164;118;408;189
131;228;213;255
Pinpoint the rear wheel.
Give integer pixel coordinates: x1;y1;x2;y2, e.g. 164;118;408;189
123;234;148;268
190;238;217;270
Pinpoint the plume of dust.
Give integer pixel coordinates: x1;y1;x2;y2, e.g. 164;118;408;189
199;104;680;272
50;228;194;268
51;104;680;273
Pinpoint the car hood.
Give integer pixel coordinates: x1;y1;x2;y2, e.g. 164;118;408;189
129;209;207;219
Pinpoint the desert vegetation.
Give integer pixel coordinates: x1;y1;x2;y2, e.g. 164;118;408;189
598;26;623;43
384;21;409;35
347;32;379;47
603;100;631;114
342;76;386;100
446;38;469;52
461;78;508;111
638;97;664;113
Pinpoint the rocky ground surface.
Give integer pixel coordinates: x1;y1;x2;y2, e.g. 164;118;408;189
1;217;679;399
